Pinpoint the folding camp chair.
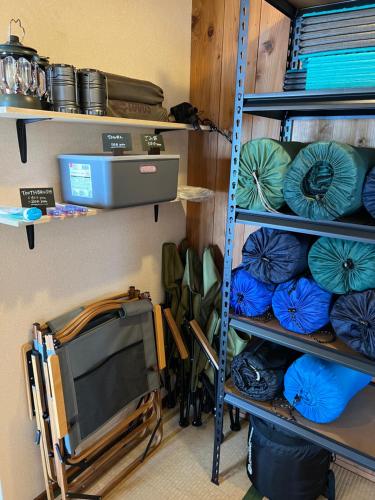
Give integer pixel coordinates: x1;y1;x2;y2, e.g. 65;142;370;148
189;320;243;433
23;288;166;500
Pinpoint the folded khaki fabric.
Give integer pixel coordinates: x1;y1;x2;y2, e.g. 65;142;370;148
105;72;164;105
107;99;168;121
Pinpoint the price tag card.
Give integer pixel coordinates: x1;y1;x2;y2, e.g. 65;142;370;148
102;133;132;152
141;134;165;151
20;187;55;215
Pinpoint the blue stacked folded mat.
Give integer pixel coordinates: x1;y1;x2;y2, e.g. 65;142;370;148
294;4;375;91
302;49;375;90
230;227;375;424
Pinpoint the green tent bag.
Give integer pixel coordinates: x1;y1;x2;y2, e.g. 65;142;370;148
236;138;303;211
284;141;375;220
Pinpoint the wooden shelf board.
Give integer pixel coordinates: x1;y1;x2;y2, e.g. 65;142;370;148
0;196;188;229
0;207;101;228
0;106;208;131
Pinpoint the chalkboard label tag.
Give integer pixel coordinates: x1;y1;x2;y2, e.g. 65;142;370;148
20;187;55;215
141;134;165;152
102;133;132;152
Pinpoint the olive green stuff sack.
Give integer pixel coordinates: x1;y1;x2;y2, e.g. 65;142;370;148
236;138;304;211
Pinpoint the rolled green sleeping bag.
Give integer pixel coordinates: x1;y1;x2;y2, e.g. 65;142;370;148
236;139;303;212
308;237;375;294
284;141;375;220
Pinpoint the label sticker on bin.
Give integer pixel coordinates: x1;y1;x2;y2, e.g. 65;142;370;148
69;163;93;199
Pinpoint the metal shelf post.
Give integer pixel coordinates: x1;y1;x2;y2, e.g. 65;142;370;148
211;0;250;485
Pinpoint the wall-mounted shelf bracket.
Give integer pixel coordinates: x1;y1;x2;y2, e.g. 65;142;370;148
16;118;51;164
154;204;159;222
26;224;35;250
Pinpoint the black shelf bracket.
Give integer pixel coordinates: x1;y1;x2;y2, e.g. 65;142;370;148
16;118;50;164
154;204;159;222
26;225;35;250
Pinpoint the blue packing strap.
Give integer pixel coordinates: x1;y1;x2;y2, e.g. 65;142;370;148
33;338;43;357
300;46;375;60
302;3;375;18
64;435;72;455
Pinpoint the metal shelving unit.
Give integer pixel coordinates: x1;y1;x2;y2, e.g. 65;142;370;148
230;315;375;377
212;0;375;485
236;208;375;243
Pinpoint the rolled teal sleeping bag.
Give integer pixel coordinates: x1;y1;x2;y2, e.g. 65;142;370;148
284;141;375;220
308;237;375;294
237;139;303;211
284;354;371;423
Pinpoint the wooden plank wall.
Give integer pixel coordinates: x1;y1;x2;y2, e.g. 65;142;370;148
187;0;375;266
187;0;290;266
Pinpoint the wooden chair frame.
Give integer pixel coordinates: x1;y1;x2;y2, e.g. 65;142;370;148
23;290;165;500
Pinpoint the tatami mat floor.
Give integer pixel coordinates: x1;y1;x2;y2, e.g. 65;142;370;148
87;410;375;500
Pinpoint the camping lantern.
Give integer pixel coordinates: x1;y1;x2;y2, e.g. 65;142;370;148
0;18;48;109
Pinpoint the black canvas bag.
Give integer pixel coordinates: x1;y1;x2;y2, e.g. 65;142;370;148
247;416;335;500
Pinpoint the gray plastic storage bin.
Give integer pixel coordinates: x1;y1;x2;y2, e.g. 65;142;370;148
58;154;179;208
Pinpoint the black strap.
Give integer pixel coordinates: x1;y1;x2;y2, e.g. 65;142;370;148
326;469;336;500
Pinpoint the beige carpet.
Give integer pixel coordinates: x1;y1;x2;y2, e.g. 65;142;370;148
86;410;375;499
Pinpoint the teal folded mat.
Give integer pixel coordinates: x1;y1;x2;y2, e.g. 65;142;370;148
284;141;375;221
308;237;375;294
302;47;375;90
236;139;303;212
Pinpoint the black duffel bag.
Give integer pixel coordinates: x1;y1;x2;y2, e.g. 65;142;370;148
247;416;335;500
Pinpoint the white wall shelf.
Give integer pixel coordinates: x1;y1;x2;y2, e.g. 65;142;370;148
2;185;212;249
0;106;209;164
0;106;202;130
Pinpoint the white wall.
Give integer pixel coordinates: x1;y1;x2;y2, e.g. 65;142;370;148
0;1;192;498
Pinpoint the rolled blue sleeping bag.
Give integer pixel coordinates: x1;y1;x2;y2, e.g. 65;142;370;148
308;237;375;294
330;290;375;360
242;228;310;285
284;354;372;424
230;268;275;317
272;277;332;334
363;166;375;218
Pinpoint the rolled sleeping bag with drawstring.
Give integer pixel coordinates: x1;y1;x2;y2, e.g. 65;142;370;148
330;290;375;360
284;354;372;423
236;138;304;212
308;237;375;294
230;267;275;317
231;342;294;401
363;165;375;218
284;141;375;220
272;277;332;334
242;228;310;284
